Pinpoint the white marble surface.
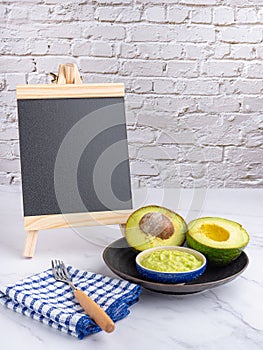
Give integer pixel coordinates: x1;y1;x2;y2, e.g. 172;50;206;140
0;185;262;349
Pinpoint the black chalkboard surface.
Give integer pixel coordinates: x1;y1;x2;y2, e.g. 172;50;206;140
17;83;132;221
18;96;132;217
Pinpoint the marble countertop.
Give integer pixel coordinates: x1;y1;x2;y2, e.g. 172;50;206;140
0;185;262;349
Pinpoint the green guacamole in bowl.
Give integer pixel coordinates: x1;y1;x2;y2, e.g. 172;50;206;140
140;249;203;273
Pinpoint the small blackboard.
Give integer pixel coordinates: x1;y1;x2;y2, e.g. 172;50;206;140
16;83;133;233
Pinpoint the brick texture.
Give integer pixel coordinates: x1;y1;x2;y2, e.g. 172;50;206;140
0;1;262;188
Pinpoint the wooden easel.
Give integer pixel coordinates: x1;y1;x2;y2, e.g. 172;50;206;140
23;63;127;258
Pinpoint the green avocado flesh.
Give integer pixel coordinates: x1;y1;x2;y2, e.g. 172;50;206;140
140;249;202;272
125;205;187;251
186;217;249;266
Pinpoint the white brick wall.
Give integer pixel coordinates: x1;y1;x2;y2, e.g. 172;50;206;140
0;0;262;188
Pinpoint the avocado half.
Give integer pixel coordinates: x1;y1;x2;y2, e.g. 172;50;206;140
125;205;187;252
186;217;249;266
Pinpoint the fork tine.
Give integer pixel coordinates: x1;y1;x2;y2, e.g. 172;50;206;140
53;259;62;280
61;261;70;280
56;259;64;280
57;259;63;279
56;259;68;281
51;259;58;279
54;259;58;276
57;260;69;281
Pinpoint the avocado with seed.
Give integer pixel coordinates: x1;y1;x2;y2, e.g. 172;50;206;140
186;217;249;266
125;205;187;251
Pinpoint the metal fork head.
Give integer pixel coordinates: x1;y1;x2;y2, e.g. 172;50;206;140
51;259;76;290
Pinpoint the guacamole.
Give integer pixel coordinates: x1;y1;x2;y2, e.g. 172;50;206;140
140;249;202;272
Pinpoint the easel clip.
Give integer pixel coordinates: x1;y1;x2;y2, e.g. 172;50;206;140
50;63;82;85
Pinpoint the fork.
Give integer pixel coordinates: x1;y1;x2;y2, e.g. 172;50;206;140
51;259;115;333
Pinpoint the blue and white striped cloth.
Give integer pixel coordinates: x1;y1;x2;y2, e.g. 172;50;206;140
0;266;142;339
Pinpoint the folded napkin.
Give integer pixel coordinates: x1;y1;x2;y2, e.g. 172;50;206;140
0;266;142;339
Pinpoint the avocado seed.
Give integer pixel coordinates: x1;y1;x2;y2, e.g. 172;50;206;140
139;212;174;240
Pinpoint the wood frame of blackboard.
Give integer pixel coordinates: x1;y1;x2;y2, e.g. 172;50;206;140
17;63;132;258
24;211;132;231
16;83;125;99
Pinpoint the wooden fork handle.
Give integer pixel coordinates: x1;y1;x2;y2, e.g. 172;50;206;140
74;289;115;333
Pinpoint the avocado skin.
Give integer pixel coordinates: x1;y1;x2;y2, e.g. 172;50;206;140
186;232;246;266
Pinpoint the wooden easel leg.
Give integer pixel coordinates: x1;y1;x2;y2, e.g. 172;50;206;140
23;230;39;258
119;224;126;236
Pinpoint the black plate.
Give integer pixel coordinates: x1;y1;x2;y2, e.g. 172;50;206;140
103;238;249;295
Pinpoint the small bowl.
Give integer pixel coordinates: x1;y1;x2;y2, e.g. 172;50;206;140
136;246;207;283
